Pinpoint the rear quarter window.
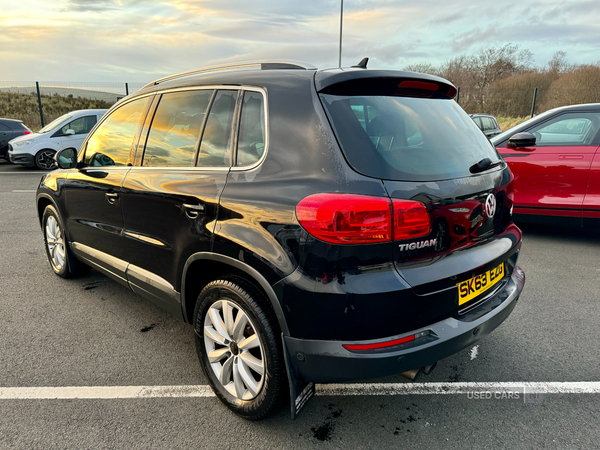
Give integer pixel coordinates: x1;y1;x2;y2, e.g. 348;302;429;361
320;94;501;181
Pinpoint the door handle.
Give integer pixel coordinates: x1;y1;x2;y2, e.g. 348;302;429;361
106;192;119;204
559;155;584;160
182;203;205;219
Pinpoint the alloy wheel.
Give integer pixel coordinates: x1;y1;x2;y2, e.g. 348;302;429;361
45;215;65;271
36;150;57;170
203;299;266;400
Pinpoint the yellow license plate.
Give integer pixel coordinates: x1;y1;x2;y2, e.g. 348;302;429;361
457;263;505;305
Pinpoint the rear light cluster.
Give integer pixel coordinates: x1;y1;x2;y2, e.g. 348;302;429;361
22;131;32;135
296;193;430;245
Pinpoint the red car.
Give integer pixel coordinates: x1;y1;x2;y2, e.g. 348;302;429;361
492;103;600;228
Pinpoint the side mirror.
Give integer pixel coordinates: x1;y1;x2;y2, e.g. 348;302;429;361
55;147;78;169
508;132;536;149
65;129;75;136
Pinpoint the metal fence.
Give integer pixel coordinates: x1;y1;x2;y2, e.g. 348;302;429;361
0;81;147;130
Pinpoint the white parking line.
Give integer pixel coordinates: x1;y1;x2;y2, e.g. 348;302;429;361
0;172;48;174
11;190;37;193
317;382;600;395
1;382;599;400
0;385;215;399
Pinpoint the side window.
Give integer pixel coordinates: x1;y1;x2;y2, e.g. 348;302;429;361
236;91;266;166
61;115;97;136
529;113;600;146
85;97;149;167
197;90;237;167
143;90;213;167
481;117;494;131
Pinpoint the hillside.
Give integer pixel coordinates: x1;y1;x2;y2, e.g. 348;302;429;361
0;92;113;131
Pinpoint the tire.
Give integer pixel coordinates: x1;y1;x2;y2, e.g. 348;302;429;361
35;149;57;170
194;275;286;420
42;205;89;278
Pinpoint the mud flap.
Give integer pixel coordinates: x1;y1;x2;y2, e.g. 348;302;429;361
282;334;315;419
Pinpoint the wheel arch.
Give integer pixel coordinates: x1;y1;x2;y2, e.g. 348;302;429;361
36;193;59;228
181;252;290;336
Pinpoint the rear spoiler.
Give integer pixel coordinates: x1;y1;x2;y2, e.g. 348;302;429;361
315;69;457;99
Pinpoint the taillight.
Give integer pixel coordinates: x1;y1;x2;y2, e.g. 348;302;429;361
392;199;430;240
22;131;32;135
296;194;391;244
296;193;430;244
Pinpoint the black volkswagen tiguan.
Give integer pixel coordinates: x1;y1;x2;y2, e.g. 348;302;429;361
37;60;525;420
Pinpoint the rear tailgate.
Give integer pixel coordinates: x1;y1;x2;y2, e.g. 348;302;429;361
384;168;521;303
317;70;522;316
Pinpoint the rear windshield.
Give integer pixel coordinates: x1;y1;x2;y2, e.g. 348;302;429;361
320;94;501;181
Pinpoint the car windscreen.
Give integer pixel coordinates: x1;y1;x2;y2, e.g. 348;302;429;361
39;114;73;133
320;94;502;181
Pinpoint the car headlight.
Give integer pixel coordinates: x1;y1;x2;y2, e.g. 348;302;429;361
14;139;33;147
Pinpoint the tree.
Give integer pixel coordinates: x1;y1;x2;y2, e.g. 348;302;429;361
435;44;533;112
546;51;571;76
403;62;438;75
486;72;555;117
542;64;600;110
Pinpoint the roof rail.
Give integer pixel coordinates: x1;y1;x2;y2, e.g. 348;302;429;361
142;60;317;89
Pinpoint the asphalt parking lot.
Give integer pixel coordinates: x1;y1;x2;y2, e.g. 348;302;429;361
1;159;599;449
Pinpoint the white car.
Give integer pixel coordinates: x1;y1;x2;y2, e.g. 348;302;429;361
8;109;108;170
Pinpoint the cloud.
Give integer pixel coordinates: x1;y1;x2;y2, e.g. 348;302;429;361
1;0;599;82
63;0;119;12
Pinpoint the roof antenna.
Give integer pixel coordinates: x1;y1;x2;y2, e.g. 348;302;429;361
352;57;369;69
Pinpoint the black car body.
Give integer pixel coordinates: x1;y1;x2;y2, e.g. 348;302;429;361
0;118;32;159
36;61;525;419
471;113;502;138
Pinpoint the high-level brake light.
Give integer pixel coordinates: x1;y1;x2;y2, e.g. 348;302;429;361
397;80;439;91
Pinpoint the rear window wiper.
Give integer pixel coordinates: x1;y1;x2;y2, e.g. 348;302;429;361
469;158;503;174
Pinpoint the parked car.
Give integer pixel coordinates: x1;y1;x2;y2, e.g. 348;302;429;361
470;113;502;138
0;118;32;160
37;60;525;420
8;109;108;169
492;103;600;228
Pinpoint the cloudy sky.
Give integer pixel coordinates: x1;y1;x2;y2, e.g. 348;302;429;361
1;0;599;83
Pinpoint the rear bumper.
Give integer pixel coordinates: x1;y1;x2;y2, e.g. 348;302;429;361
284;266;525;383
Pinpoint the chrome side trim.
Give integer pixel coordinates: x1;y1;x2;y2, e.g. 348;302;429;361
71;242;182;320
72;242;128;281
125;166;230;172
126;264;179;302
123;85;269;172
122;230;170;248
231;87;270;172
126;264;182;320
